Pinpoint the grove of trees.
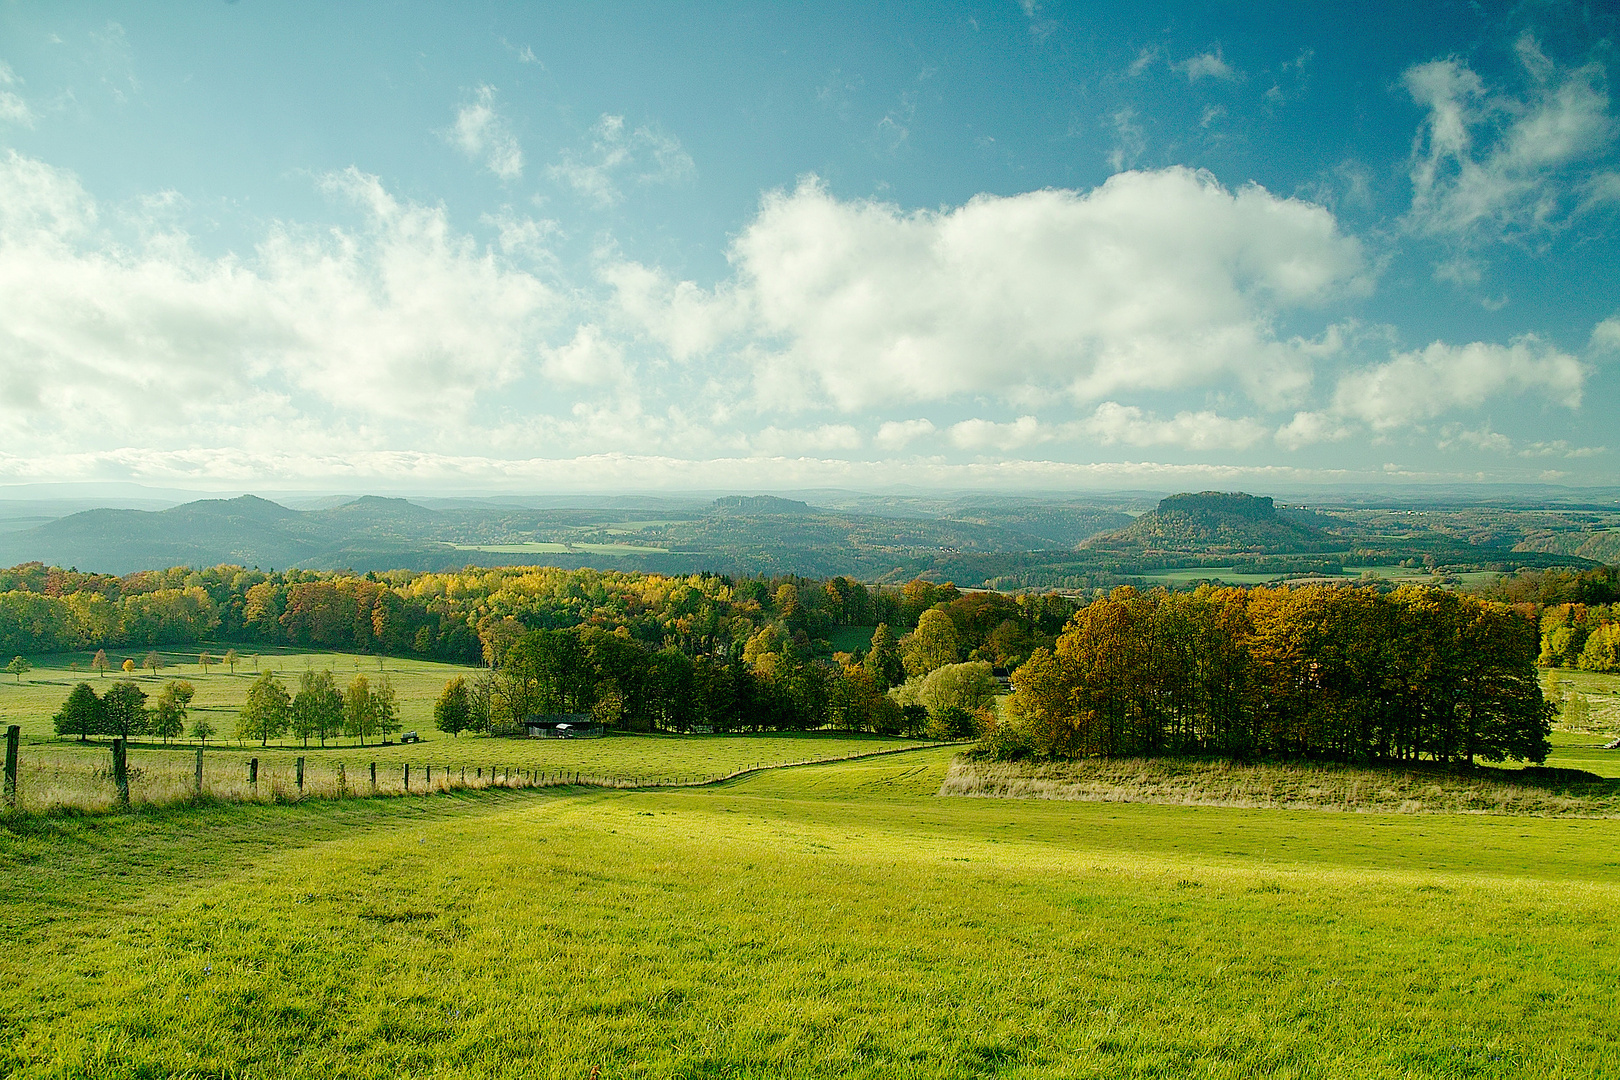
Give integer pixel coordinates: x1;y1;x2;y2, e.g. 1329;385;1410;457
992;584;1551;764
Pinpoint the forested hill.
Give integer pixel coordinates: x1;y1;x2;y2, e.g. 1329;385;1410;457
1081;491;1339;556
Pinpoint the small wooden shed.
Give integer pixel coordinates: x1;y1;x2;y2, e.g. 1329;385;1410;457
524;713;601;738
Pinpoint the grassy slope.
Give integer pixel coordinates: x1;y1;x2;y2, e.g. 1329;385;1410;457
4;748;1619;1078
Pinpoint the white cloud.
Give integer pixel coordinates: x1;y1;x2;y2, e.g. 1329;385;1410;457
1404;34;1615;240
949;416;1045;451
1331;336;1584;429
540;325;628;387
548;114;695;208
1591;317;1620;352
1275;410;1352;450
0;60;32;127
873;418;936;450
1080;402;1268;450
1176;49;1236;82
0;153;564;450
729;168;1366;413
1107;108;1145;171
750;424;863;456
448;85;524;181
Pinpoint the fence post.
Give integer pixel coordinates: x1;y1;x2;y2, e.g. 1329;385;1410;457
194;746;203;794
426;764;432;786
337;761;347;796
369;761;377;791
404;763;410;790
249;757;258;790
296;756;304;794
112;737;129;805
460;765;466;785
4;724;18;808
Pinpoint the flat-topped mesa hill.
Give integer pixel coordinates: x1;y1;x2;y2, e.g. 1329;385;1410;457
1081;491;1337;556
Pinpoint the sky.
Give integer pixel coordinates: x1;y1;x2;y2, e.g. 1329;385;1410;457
0;1;1617;495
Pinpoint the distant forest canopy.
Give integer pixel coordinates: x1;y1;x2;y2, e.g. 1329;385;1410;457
991;583;1552;765
0;561;1073;672
1475;565;1620;673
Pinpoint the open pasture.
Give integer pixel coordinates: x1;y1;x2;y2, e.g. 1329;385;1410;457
2;747;1618;1077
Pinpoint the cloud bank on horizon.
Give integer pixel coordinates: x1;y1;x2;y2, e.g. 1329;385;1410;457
0;3;1615;492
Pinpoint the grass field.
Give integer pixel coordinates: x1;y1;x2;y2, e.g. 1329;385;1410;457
3;747;1618;1077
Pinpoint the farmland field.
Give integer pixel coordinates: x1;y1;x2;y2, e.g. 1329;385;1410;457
3;747;1619;1077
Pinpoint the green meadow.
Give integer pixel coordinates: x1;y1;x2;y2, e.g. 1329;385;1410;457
3;748;1619;1078
3;648;1620;1075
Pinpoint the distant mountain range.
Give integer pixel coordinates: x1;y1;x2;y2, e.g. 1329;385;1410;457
0;488;1603;584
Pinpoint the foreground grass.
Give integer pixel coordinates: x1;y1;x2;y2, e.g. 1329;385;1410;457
2;748;1618;1077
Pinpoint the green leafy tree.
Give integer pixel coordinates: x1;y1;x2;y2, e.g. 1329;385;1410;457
237;671;290;746
6;655;30;683
150;682;187;743
863;623;904;691
434;676;472;737
468;672;493;733
198;650;215;673
53;682;103;741
374;675;401;740
102;680;150;740
223;649;239;674
343;674;377;746
290;669;344;748
143;651;164;676
92;649;110;678
189;713;217;747
903;609;960;678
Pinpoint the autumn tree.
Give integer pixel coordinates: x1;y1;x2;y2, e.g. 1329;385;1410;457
92;649;110;678
223;649;239;674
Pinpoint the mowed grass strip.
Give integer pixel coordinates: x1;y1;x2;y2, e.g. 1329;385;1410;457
2;748;1618;1078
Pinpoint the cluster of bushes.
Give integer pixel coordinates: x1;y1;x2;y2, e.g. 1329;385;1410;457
984;584;1551;765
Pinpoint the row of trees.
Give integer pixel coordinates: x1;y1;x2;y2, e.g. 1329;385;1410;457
992;584;1551;764
1536;603;1620;672
51;669;405;748
53;680;206;744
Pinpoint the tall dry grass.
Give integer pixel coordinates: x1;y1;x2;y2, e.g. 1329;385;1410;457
939;755;1620;816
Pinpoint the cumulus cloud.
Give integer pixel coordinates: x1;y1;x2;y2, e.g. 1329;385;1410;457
548;114;695;207
729;168;1366;413
873;418;936;450
0;153;563;449
448;85;524;181
1330;336;1584;430
1404;34;1615;240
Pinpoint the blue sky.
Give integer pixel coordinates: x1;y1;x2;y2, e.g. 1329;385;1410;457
0;1;1616;493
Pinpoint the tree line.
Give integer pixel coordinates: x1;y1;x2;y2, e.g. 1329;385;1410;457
0;562;1064;669
989;584;1551;765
